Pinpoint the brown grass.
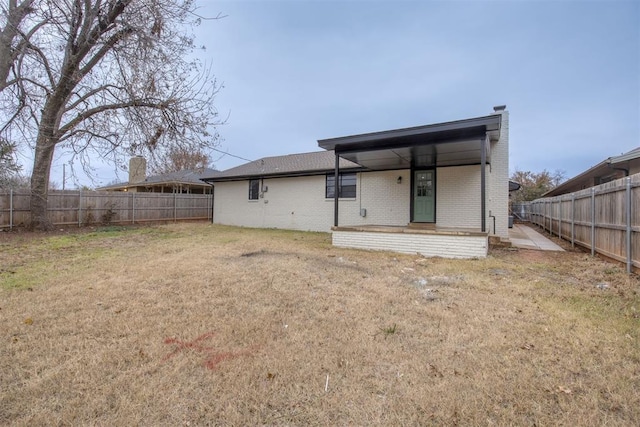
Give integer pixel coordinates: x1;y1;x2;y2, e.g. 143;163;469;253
1;223;639;426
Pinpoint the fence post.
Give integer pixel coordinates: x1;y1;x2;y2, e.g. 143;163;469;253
558;197;562;240
132;192;135;224
174;192;177;222
626;177;632;274
571;193;575;249
78;190;82;227
546;200;549;232
9;189;13;230
545;201;548;232
591;187;595;256
553;199;556;236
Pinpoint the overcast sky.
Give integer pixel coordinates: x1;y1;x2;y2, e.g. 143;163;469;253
48;0;639;187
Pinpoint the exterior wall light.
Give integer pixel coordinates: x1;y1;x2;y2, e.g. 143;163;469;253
397;176;402;184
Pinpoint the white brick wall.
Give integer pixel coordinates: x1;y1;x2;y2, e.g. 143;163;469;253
436;165;482;229
333;230;488;259
356;170;410;226
212;171;409;232
489;110;509;238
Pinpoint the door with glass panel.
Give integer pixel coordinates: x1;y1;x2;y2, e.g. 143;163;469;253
413;170;435;222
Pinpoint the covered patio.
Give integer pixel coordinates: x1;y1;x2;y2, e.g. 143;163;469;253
317;107;507;258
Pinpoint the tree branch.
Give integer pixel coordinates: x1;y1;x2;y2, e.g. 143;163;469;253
65;83;124;112
58;97;175;138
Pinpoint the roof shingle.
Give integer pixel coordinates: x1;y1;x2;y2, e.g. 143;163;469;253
201;150;361;181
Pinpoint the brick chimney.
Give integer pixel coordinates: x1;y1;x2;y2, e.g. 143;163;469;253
129;156;146;184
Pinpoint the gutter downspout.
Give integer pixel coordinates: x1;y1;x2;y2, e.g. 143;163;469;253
334;152;339;227
488;210;496;235
480;135;487;233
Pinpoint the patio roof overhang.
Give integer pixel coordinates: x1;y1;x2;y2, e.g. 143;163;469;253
318;112;503;231
318;114;502;170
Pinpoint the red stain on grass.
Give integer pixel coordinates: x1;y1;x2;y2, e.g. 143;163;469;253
162;332;257;370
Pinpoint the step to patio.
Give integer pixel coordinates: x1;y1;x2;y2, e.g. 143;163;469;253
407;222;436;230
489;235;513;248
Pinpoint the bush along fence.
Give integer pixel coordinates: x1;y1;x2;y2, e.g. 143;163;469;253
0;190;213;229
529;173;639;273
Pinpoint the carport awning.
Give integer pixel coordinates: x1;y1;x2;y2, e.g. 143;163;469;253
318;114;501;170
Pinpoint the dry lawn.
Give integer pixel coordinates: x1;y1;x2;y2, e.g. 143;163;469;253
1;223;639;426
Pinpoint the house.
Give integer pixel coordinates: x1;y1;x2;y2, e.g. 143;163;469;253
201;106;509;258
99;156;218;194
543;147;640;197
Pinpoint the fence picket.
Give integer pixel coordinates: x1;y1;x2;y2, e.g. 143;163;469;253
0;190;212;228
526;173;638;273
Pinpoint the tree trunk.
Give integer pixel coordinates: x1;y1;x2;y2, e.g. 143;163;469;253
0;0;34;91
29;136;56;230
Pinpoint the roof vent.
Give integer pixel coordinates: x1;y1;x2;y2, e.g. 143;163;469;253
493;105;506;112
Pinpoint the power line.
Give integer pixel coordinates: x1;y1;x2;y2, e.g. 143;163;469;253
210;147;254;163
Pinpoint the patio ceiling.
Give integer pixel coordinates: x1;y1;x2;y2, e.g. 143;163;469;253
318;114;501;170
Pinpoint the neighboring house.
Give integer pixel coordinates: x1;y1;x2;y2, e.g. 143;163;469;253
543;147;640;197
99;156;218;194
202;106;509;258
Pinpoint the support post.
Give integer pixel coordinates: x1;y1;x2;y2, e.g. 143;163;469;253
174;192;177;222
210;187;215;224
334;153;339;227
132;192;135;224
591;187;595;256
480;135;486;233
626;177;632;274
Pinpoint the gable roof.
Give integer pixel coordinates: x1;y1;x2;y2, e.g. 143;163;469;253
201;151;362;182
543;146;640;197
100;167;220;190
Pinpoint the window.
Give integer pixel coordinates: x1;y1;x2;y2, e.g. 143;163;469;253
326;173;357;198
249;179;260;200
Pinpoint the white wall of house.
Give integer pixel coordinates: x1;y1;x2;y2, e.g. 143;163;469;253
213;176;334;232
212;161;507;235
357;170;410;226
488;110;509;238
436;165;482;230
212;170;410;232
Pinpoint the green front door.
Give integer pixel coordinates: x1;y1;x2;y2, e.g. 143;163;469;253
413;170;435;222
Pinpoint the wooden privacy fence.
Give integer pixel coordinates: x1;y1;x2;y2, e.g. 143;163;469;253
0;190;213;229
529;173;639;273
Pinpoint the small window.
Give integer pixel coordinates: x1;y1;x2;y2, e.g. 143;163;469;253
326;173;357;198
249;179;260;200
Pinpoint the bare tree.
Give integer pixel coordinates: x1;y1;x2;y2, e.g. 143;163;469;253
150;146;210;174
510;169;566;203
0;0;221;229
0;0;40;92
